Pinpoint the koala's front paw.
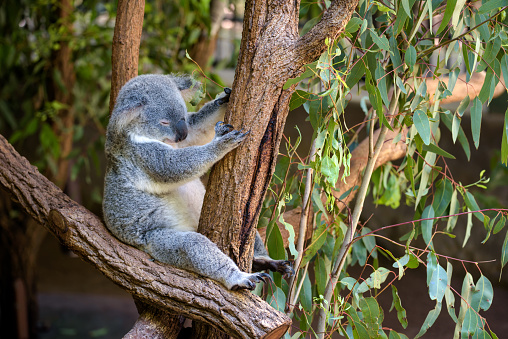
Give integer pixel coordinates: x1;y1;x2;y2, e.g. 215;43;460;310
215;87;232;106
230;272;272;291
214;121;249;149
252;258;295;278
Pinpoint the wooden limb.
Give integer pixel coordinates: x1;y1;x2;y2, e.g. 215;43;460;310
0;134;290;339
296;0;360;66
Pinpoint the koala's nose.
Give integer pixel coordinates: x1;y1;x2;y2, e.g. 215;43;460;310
175;119;188;142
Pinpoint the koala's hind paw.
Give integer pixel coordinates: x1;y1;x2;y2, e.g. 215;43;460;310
252;258;295;278
231;272;272;291
215;87;232;106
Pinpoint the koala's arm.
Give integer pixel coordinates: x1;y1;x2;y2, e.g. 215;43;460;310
131;121;246;183
182;88;231;147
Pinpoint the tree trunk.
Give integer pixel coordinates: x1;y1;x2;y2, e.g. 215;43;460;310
196;0;358;337
109;0;145;114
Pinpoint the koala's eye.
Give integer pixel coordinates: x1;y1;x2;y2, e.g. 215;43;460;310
160;119;170;126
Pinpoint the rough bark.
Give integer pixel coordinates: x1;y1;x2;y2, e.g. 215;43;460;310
199;0;358;271
123;300;184;339
0;133;290;339
196;1;358;337
109;0;145;114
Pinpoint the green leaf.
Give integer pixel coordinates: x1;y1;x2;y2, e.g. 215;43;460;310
478;0;508;14
456;95;470;117
357;267;390;293
391;285;408;329
464;191;485;223
471;97;482;149
414;302;442;338
267;219;286;260
346;59;366;89
436;0;457;35
320;154;340;185
446;189;459;232
359;297;383;337
370;30;390;51
300;221;327;266
421;205;435;248
432;179;453;217
456;273;475;336
299;271;312;312
289;90;311;111
389;36;403;71
278;214;298;257
478;68;494;104
401;0;413;18
415;152;436;208
405;45;417;71
426;252;438;286
421;143;456;159
444;262;457;322
413;110;431;145
501;107;508;165
429;263;447;302
267;286;287;312
461;308;483;338
463;210;473;247
441;111;471;160
473;329;493;339
493;216;506;234
501;229;508;279
389;331;409;339
345;17;363;34
471;275;493;312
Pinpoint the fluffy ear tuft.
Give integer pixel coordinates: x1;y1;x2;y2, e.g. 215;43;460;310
109;107;143;133
172;75;204;105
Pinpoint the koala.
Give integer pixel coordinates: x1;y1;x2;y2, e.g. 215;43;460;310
103;74;293;290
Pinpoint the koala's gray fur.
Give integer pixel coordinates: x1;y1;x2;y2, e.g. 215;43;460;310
103;74;292;290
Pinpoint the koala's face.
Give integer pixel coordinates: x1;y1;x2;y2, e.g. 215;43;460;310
138;80;189;144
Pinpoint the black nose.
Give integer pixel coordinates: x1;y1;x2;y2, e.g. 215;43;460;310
175;119;188;142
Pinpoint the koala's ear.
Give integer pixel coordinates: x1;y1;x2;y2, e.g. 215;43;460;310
171;75;205;105
110;107;143;132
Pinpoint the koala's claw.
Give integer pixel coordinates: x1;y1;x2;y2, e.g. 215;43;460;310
215;87;232;106
231;272;273;291
252;258;295;278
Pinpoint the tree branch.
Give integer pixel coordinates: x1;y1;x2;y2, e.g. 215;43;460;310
295;0;359;66
0;134;290;339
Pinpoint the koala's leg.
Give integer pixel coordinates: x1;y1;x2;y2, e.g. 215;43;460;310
143;228;271;290
252;232;294;277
